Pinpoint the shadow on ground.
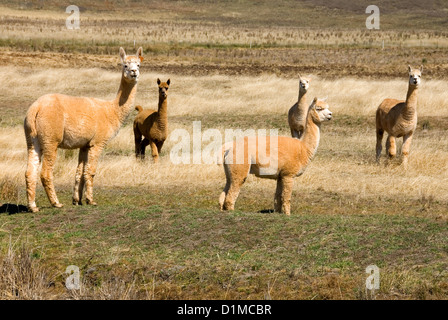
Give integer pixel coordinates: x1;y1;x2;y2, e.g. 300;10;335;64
0;203;28;214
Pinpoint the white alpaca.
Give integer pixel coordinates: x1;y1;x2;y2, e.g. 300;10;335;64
288;74;311;139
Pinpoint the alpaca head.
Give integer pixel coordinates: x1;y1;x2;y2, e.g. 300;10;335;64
408;65;423;87
309;97;332;123
298;74;311;93
157;78;170;99
120;47;143;83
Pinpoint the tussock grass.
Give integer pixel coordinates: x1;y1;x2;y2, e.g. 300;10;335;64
0;236;154;299
1;67;447;204
0;238;54;299
0;0;447;301
0;67;447;299
3;66;448;120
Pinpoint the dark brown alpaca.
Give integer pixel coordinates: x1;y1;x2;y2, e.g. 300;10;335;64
133;78;170;162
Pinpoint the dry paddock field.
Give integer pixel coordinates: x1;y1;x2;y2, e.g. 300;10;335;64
0;1;447;300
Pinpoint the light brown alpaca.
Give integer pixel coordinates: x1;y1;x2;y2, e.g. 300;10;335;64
133;78;170;162
24;47;143;213
288;74;311;139
219;98;332;215
376;65;422;168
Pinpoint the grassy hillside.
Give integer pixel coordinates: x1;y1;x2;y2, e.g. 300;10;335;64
0;1;447;300
4;0;448;30
2;1;448;79
0;68;447;299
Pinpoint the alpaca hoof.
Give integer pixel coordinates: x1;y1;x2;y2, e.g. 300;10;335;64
28;206;39;213
52;203;64;208
72;199;83;206
86;200;97;206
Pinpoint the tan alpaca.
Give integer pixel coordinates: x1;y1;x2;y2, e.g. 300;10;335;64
376;65;422;168
288;74;311;139
219;98;332;215
24;47;143;213
133;78;170;162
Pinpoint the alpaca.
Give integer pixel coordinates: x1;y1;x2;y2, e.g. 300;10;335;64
24;47;143;213
376;65;422;168
219;98;332;215
288;74;311;139
133;78;170;162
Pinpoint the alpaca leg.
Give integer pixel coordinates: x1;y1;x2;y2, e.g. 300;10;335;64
222;165;248;211
274;177;283;212
84;146;103;205
219;181;231;211
25;138;42;212
219;164;232;210
291;128;299;139
386;135;396;165
140;138;150;160
40;145;63;208
72;147;88;205
156;140;164;154
149;140;159;163
401;133;413;169
222;182;243;211
280;177;294;215
375;128;384;163
134;126;143;158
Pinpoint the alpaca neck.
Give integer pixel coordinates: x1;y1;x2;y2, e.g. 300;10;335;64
298;89;308;109
295;89;309;122
404;85;418;119
299;113;320;166
113;75;138;124
157;95;168;129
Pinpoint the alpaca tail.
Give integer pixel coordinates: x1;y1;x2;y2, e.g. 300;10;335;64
135;105;143;113
24;103;40;139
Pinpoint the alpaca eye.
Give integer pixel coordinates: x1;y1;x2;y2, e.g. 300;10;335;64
124;65;128;68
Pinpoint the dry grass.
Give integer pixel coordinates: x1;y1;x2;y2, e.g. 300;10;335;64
0;0;447;301
0;236;154;299
0;237;55;299
1;66;448;207
2;65;448;117
2;3;448;57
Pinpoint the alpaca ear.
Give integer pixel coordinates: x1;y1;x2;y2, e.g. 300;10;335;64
419;65;423;73
119;47;126;64
321;96;328;102
408;65;412;73
167;79;171;86
157;78;161;85
136;47;144;61
311;97;318;107
298;73;302;80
